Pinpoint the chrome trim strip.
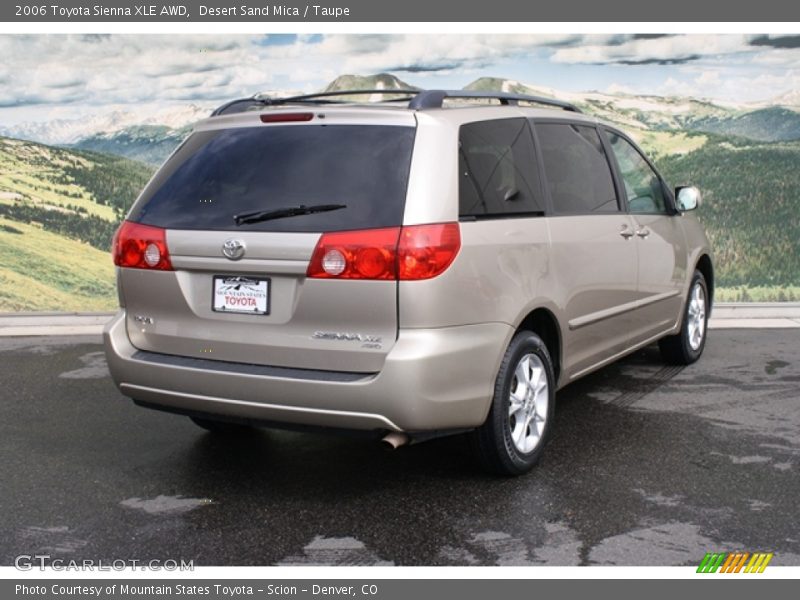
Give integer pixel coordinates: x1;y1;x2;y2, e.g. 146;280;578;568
169;256;309;275
568;290;680;331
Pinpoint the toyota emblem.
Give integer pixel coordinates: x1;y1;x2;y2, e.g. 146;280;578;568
222;239;245;260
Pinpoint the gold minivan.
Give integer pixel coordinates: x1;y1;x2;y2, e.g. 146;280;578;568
104;89;713;475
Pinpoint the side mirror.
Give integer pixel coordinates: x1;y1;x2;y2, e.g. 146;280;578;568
675;186;702;212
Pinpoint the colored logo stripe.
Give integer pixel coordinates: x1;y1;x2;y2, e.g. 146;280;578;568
697;553;726;573
697;552;773;573
719;552;749;573
745;553;773;573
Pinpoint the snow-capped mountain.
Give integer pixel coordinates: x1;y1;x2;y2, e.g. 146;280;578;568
3;75;800;164
324;73;418;95
465;77;739;126
772;89;800;109
72;125;192;166
0;104;213;146
464;77;800;142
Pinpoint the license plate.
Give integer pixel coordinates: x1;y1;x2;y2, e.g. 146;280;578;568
212;276;270;315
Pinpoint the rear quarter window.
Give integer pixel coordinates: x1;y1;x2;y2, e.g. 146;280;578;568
129;124;416;232
458;118;544;218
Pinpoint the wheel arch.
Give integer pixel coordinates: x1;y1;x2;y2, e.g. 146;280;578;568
695;254;714;315
516;307;562;384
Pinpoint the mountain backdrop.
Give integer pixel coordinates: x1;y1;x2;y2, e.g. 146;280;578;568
1;73;799;311
0;138;152;311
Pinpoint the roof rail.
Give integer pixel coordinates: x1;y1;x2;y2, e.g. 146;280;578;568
408;90;582;113
211;97;266;116
211;89;421;116
261;89;421;104
211;88;582;117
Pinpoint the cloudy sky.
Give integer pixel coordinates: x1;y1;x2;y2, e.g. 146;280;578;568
2;33;800;125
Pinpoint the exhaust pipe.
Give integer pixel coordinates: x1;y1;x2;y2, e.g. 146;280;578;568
381;432;409;450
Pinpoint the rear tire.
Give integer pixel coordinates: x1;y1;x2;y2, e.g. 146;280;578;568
659;270;709;365
470;331;555;476
190;416;253;435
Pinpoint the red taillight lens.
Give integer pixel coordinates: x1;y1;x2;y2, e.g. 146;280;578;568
398;223;461;280
306;223;460;281
260;112;314;123
307;227;400;280
112;221;173;271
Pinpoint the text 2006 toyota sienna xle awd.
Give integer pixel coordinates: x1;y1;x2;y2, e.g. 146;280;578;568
104;89;713;475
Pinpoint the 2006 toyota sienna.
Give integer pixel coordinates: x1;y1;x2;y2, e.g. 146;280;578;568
104;89;713;475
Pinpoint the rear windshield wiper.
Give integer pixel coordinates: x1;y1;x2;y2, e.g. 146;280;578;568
234;203;347;226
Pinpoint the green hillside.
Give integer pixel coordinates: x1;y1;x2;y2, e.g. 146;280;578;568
0;217;119;311
618;127;800;300
3;77;800;312
691;108;800;143
654;137;800;289
0;137;154;311
463;77;800;299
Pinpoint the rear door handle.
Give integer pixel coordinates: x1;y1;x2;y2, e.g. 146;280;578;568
619;228;634;239
636;228;651;238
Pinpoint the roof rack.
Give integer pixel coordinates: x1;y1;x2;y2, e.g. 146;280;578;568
408;90;582;112
210;88;582;116
211;89;421;116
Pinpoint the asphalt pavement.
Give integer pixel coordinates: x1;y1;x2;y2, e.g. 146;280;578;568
1;329;798;566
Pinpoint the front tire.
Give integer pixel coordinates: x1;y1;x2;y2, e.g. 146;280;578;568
659;270;709;365
471;331;555;476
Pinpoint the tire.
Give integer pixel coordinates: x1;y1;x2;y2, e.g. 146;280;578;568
190;416;253;435
659;270;709;365
470;331;555;476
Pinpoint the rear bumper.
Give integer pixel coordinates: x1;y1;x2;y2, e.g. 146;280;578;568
103;311;511;432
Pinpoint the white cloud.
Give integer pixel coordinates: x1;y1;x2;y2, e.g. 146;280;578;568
749;47;800;66
694;70;721;87
552;35;753;65
0;34;269;108
654;68;800;104
605;83;638;95
0;33;593;111
258;34;575;74
658;77;686;96
1;33;800;122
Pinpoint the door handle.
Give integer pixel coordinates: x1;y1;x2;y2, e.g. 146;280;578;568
636;228;651;238
619;228;634;239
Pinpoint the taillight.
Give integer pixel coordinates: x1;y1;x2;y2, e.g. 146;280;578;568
112;221;173;271
307;227;400;280
306;223;460;281
398;223;461;280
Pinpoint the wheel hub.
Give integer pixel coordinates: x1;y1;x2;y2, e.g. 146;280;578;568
687;282;706;351
507;353;549;454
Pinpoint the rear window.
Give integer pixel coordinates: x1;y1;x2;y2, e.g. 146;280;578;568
130;124;416;232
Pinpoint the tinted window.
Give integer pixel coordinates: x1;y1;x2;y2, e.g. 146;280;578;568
459;118;543;218
535;123;618;214
130;125;415;232
607;132;667;213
